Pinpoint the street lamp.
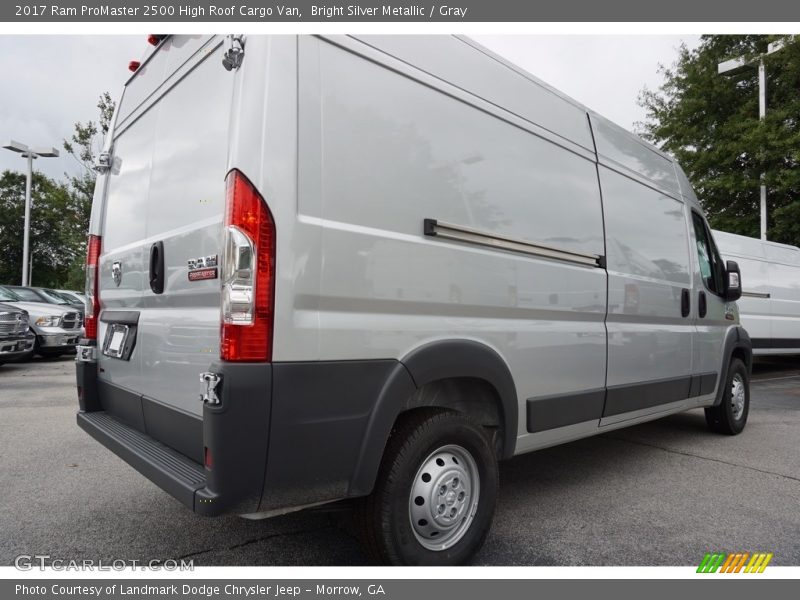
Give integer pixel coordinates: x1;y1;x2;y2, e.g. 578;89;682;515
718;39;788;241
2;140;59;286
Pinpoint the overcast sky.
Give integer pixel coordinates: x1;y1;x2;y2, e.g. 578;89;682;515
0;34;700;181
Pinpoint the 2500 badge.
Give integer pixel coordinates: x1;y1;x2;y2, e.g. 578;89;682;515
187;255;218;282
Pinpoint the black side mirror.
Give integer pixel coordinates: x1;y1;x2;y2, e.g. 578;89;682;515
724;260;742;302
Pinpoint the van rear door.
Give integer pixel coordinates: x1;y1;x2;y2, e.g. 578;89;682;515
98;35;233;458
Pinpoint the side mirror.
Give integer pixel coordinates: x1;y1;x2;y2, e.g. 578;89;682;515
724;260;742;302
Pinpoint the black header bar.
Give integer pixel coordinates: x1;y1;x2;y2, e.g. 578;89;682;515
3;0;800;22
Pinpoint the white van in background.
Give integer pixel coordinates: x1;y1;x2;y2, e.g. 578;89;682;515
75;35;752;565
714;230;800;355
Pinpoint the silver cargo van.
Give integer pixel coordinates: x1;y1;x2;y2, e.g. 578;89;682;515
76;35;752;565
714;229;800;355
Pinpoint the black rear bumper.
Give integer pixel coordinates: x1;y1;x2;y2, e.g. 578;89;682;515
76;358;271;516
75;356;411;517
77;411;206;510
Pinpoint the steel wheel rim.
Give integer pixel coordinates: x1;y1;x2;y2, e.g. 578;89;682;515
408;444;480;552
731;373;746;421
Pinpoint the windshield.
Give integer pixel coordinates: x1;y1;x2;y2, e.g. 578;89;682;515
10;287;43;302
57;291;83;303
0;287;21;302
40;289;72;304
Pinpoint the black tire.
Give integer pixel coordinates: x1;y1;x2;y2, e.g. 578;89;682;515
356;409;498;565
705;358;749;435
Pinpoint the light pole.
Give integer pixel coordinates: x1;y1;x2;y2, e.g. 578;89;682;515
2;140;59;285
718;39;787;241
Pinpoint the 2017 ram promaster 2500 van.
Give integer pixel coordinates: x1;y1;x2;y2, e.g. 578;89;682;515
75;35;752;565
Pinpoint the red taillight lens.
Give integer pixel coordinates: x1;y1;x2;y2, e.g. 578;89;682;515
84;234;101;340
128;60;140;73
220;170;276;362
204;447;213;470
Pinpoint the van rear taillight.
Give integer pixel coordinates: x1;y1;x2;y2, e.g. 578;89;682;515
220;170;275;362
84;235;101;340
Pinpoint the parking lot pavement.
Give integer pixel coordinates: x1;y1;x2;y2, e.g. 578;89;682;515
1;356;798;567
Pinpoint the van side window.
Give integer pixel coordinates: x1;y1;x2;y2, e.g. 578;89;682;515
691;212;724;295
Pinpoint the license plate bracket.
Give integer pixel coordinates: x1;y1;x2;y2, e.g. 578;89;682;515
102;323;136;360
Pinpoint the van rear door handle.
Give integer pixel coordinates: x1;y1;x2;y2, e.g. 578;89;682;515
698;291;707;318
149;241;165;295
681;288;690;318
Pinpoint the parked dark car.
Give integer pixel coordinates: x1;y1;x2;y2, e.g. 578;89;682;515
0;301;36;365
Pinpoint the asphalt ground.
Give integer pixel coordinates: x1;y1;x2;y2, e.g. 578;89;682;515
1;354;798;566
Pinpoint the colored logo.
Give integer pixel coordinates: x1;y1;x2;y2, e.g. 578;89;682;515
697;552;773;573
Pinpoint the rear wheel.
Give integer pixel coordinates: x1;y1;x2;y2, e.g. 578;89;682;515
356;410;498;565
705;358;749;435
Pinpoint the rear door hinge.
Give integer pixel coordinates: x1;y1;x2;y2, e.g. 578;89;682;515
93;150;112;174
199;372;222;405
222;35;245;71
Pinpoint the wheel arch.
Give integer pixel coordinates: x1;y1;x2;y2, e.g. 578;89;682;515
347;339;518;497
713;325;753;407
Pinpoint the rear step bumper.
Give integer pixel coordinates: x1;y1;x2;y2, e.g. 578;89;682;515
76;351;424;518
76;356;272;516
77;411;207;511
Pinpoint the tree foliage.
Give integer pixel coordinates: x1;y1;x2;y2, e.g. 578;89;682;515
0;171;82;287
0;93;114;290
638;35;800;246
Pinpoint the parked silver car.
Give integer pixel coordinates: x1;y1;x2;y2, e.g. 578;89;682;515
0;286;82;357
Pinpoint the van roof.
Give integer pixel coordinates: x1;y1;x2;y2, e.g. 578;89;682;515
459;35;675;164
714;229;800;266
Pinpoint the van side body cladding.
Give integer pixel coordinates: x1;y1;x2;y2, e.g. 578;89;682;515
259;359;404;510
347;361;417;497
526;389;606;433
603;376;692;417
713;326;753;407
197;362;272;514
752;337;800;349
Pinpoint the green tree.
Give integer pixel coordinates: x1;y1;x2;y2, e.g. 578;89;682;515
0;93;114;289
0;171;83;287
58;91;116;289
638;35;800;246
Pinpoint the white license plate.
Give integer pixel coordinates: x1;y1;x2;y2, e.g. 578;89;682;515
102;324;129;358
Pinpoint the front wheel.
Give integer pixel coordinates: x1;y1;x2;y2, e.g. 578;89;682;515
356;410;498;565
705;358;749;435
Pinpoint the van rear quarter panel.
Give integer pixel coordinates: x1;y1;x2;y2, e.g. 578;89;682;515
290;36;608;441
